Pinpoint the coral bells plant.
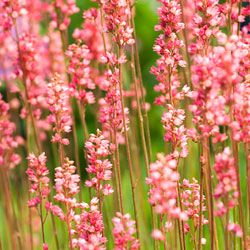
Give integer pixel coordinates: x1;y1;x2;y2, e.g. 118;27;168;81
0;0;250;249
47;74;72;146
112;212;139;250
85;130;114;197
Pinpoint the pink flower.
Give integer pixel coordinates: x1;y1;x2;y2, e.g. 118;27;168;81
43;243;49;250
85;130;113;196
161;104;188;158
54;158;80;205
152;229;165;241
112;212;139;250
146;153;187;222
47;74;72;145
73;8;105;61
0;94;21;169
98;64;129;144
66;43;96;105
26;153;50;207
181;178;208;233
73;198;107;250
213;148;238;216
102;0;134;47
227;223;243;238
53;0;79;31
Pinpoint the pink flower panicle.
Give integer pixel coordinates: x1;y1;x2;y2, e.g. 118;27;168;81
47;24;66;77
146;153;187;221
26;153;50;207
0;0;27;32
46;158;106;250
112;212;139;250
73;8;104;61
47;74;72;145
53;0;79;31
54;158;80;205
227;223;243;238
66;43;95;105
0;94;21;168
16;34;49;119
213;147;238;217
46;158;80;242
45;202;65;221
85;130;113;196
181;178;208;234
161;104;188;158
151;0;186;106
188;0;225;54
102;0;134;47
98;53;129;143
73;197;106;250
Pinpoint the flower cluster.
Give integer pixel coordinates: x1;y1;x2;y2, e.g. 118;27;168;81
181;178;208;234
146;153;187;221
213;147;238;216
232;80;250;143
46;157;107;249
66;43;95;105
85;130;113;196
54;158;80;205
0;94;21;168
47;74;72;145
227;223;243;238
102;0;134;47
53;0;79;31
47;24;66;77
112;212;139;250
0;0;27;32
161;104;188;158
188;0;226;54
73;198;107;249
26;153;50;207
99;53;129;143
151;0;186;106
16;34;49;123
73;8;104;61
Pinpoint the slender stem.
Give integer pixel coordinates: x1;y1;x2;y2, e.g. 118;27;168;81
131;52;150;173
79;103;89;140
229;84;246;249
118;46;140;241
160;215;167;250
50;212;60;250
177;183;185;250
130;11;152;162
0;170;17;250
202;135;215;250
231;138;246;249
113;130;124;214
28;193;34;250
198;148;204;250
225;206;229;250
39;201;45;244
65;207;74;250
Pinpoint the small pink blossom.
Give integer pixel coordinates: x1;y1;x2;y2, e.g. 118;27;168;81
47;74;72;145
112;212;139;250
26;153;50;207
85;130;113;196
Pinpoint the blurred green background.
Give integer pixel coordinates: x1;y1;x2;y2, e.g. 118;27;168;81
0;0;248;249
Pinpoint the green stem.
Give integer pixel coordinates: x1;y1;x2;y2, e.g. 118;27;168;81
118;46;140;242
